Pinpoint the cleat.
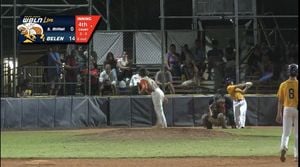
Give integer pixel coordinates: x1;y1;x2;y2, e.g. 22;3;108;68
280;148;287;162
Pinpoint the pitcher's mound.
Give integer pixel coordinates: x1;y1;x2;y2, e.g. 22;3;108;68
82;127;234;140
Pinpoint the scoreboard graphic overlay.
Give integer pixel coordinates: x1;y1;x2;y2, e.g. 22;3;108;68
17;15;101;44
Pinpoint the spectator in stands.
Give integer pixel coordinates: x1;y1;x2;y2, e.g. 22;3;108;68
71;45;87;95
37;52;49;93
248;44;262;76
223;39;235;78
155;66;175;94
207;39;226;90
65;50;79;95
80;63;100;95
165;44;181;77
47;45;63;96
117;51;132;84
260;42;272;56
75;45;87;71
258;54;274;82
286;43;298;64
129;72;142;95
270;44;283;80
181;61;201;87
87;63;100;95
91;51;98;65
279;64;289;82
104;52;118;71
83;50;97;69
191;39;206;74
99;64;118;96
181;44;194;80
17;71;33;97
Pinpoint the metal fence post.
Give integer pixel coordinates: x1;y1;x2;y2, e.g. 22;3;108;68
252;0;258;45
88;0;93;96
13;0;17;97
106;0;111;30
160;0;166;92
234;0;240;83
0;11;3;96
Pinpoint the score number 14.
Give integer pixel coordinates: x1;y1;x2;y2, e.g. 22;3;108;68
69;36;75;41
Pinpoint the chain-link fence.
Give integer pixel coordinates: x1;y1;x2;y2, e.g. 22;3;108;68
92;30;200;65
2;26;297;97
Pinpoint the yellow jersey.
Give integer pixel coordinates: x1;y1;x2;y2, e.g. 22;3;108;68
227;85;245;101
277;79;298;107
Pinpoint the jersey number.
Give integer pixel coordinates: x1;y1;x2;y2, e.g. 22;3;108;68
288;88;295;99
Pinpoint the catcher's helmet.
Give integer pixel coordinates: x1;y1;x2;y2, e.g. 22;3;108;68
288;64;298;77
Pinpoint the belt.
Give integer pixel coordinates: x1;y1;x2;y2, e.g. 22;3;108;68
235;99;244;102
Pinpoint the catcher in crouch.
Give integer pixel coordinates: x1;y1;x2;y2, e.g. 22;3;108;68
226;78;253;129
202;94;228;129
138;68;168;128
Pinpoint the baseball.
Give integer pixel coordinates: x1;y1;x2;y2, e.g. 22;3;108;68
246;82;253;87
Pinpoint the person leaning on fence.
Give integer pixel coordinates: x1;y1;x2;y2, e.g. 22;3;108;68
99;64;118;96
201;94;227;129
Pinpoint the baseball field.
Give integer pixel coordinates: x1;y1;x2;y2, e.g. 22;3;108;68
1;126;297;167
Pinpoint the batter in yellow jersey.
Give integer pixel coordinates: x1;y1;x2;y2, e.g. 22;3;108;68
226;78;252;129
276;64;298;162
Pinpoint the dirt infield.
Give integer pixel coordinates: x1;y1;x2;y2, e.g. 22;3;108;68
78;127;234;139
2;157;297;167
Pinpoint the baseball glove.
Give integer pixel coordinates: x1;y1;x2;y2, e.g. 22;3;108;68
138;79;152;94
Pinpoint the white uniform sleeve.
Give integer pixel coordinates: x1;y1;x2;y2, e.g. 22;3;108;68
99;71;105;83
111;69;118;85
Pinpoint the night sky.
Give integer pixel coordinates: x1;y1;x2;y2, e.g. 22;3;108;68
107;0;298;30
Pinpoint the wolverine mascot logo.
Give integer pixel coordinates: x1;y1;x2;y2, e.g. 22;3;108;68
17;23;45;43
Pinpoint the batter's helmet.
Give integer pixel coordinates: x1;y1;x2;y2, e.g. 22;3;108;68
225;77;233;85
288;64;298;77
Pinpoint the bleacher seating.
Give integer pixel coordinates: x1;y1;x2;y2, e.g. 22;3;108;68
22;62;280;96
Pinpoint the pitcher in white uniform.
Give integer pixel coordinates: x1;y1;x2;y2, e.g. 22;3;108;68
138;68;168;128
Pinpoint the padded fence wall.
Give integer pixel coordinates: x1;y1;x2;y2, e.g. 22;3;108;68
1;97;108;130
1;95;279;130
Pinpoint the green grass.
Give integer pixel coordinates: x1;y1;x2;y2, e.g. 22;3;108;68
0;127;295;158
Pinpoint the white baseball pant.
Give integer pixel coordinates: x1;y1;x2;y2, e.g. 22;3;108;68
151;88;167;128
280;107;298;159
233;99;247;128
